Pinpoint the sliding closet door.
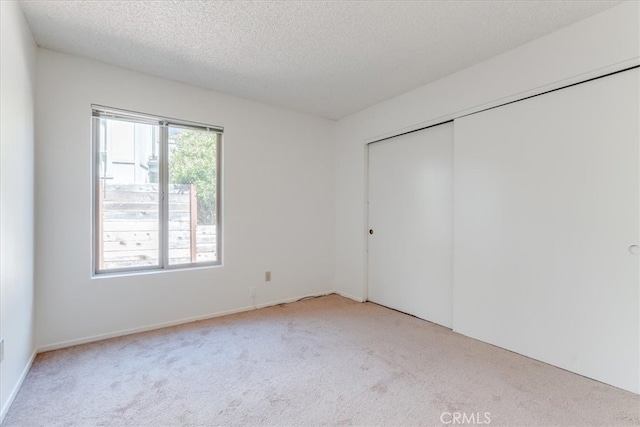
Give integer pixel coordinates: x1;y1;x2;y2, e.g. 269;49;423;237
454;69;639;393
368;122;453;327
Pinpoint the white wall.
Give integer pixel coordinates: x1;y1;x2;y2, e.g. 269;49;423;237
35;49;335;349
0;1;37;421
334;1;640;301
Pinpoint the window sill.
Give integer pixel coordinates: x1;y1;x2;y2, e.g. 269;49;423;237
91;263;223;280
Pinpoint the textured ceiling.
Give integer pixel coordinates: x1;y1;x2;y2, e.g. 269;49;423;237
20;1;621;120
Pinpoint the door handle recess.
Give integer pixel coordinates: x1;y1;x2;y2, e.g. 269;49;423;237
629;245;639;255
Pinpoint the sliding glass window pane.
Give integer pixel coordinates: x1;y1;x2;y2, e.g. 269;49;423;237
167;127;218;265
96;117;161;271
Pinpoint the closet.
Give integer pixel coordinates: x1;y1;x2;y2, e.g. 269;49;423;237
368;67;639;393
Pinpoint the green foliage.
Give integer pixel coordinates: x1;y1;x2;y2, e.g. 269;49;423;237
169;129;217;224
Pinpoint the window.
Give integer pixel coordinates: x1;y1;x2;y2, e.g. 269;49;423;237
92;106;222;274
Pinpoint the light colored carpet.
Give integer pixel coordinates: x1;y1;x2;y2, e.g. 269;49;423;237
4;294;639;426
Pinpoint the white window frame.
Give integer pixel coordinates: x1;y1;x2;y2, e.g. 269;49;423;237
92;105;223;275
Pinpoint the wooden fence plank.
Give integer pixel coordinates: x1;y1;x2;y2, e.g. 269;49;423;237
99;183;217;268
103;231;157;243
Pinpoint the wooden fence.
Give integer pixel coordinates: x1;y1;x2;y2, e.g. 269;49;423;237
98;183;216;270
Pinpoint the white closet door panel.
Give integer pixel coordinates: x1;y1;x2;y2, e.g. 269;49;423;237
368;122;453;327
454;69;639;393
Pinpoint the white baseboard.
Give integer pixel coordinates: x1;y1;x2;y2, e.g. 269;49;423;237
335;291;366;303
0;349;36;424
38;289;336;353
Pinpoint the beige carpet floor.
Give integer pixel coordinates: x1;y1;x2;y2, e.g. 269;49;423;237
4;294;639;426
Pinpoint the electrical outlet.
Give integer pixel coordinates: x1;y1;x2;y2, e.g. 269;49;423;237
265;271;271;282
250;286;256;298
0;339;4;363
